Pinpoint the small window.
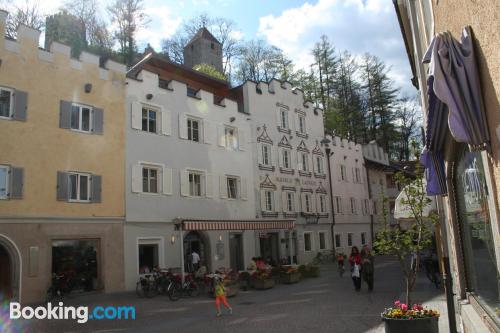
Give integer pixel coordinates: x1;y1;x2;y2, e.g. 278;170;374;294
347;233;353;247
227;177;238;199
286;192;294;212
282;149;291;169
335;197;343;214
71;104;93;132
300;153;309;172
298;115;306;134
373;200;378;214
361;232;366;245
211;42;214;49
280;109;288;129
138;242;159;274
355;168;361;183
0;88;13;119
261;144;271;166
0;165;9;199
224;126;238;150
340;165;347;181
187;118;200;142
142;167;159;193
189;172;203;197
319;232;326;250
264;190;274;211
69;172;91;202
316;156;323;174
335;234;341;247
350;198;356;214
304;193;312;213
141;107;157;133
304;232;312;252
319;195;327;213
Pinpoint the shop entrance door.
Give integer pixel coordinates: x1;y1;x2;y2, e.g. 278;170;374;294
184;231;208;272
229;233;244;271
0;244;12;299
259;232;279;265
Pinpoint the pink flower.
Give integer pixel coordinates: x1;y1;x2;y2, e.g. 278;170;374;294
400;303;408;311
394;300;401;307
412;304;423;311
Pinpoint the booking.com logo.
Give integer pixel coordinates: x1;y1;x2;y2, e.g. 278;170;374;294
9;302;136;324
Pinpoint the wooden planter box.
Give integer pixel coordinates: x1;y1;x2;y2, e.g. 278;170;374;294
382;316;438;333
253;279;275;290
281;272;301;284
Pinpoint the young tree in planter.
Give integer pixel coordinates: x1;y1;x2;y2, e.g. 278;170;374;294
374;151;439;306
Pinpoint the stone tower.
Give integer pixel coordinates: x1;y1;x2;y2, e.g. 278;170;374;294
183;28;223;73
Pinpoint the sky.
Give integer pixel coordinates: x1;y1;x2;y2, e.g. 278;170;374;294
3;0;416;97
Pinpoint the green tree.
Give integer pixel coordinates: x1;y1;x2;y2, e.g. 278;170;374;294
5;0;44;39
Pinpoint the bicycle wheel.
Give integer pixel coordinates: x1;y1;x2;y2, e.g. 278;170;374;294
187;283;200;297
168;282;181;301
144;281;157;298
136;281;144;298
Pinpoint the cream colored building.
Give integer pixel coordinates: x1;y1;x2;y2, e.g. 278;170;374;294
394;1;500;331
0;11;126;303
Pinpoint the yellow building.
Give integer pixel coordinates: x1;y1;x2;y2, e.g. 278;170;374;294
0;11;126;303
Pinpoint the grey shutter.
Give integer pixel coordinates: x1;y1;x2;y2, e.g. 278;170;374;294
93;108;104;134
91;175;102;203
13;90;28;121
56;171;69;201
10;167;24;199
59;101;72;129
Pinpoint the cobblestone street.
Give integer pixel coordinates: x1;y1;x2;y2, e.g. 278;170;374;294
16;256;449;333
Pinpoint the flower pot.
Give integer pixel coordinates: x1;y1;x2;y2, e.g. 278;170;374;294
281;272;301;284
382;316;439;333
253;278;275;290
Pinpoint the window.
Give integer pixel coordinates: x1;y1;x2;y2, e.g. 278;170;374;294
138;241;160;274
69;172;91;202
300;152;309;172
298;115;306;134
71;104;93;132
0;165;8;199
304;232;312;252
347;233;353;247
340;165;347;181
189;172;203;197
142;167;159;193
187;118;200;142
280;109;288;129
264;190;274;211
227;177;238;199
335;196;343;214
319;232;326;250
304;193;312;213
362;199;370;215
373;200;378;215
355;168;361;183
361;232;366;245
286;192;294;212
261;144;271;166
210;42;214;49
0;88;13;118
386;174;396;188
282;149;291;169
335;234;342;247
315;156;324;174
350;198;357;214
318;195;327;214
225;126;238;150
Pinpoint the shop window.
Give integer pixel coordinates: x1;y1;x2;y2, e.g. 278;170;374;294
454;147;500;325
347;233;353;247
304;232;312;252
319;232;326;250
335;234;342;247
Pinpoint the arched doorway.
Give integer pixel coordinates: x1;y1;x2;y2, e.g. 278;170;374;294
183;231;210;272
0;235;21;301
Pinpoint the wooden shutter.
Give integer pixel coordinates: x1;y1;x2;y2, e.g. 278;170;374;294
56;171;68;201
180;170;189;196
59;101;72;129
297;151;303;171
316;194;321;213
162;167;172;195
240;177;248;200
310;194;316;213
10;167;23;199
282;192;288;212
205;173;213;198
91;175;102;203
238;129;246;151
276;109;281;127
131;101;142;130
273;191;279;212
161;109;171;136
92;108;104;134
13;90;27;121
217;125;225;147
219;175;227;199
278;148;283;168
307;154;313;172
203;120;214;144
131;164;142;193
290;150;296;169
260;190;267;212
300;193;306;212
179;113;188;139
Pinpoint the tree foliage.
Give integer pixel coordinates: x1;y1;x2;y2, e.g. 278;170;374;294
4;0;44;38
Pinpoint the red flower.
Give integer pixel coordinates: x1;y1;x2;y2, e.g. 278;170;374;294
400;303;408;311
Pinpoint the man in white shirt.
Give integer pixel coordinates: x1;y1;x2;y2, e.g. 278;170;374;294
192;251;201;271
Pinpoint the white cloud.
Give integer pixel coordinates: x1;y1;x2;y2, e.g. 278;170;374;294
229;29;244;41
258;0;416;97
136;5;182;51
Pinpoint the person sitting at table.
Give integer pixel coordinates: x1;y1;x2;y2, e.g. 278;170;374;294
195;260;207;279
247;257;257;272
266;256;275;267
256;257;266;270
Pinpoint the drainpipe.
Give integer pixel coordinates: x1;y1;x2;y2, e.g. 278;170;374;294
364;162;374;244
323;144;336;259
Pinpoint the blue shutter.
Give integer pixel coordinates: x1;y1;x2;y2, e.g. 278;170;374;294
59;101;72;129
13;90;28;121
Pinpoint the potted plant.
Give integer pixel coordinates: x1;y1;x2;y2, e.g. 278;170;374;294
280;266;301;284
251;271;275;290
374;148;440;332
382;301;439;333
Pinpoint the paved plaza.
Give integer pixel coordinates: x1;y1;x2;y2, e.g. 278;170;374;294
15;256;449;333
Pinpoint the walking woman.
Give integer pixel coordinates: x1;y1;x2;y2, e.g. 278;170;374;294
349;246;362;291
361;245;374;291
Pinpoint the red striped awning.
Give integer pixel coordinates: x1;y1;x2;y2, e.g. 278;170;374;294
180;219;295;231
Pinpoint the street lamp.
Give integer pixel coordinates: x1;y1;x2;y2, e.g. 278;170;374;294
320;137;336;259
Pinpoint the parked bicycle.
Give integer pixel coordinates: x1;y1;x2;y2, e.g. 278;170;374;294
312;250;335;265
336;254;346;278
136;272;159;298
168;273;200;301
46;272;89;302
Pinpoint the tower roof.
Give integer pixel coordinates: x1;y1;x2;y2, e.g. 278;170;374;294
185;27;221;47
